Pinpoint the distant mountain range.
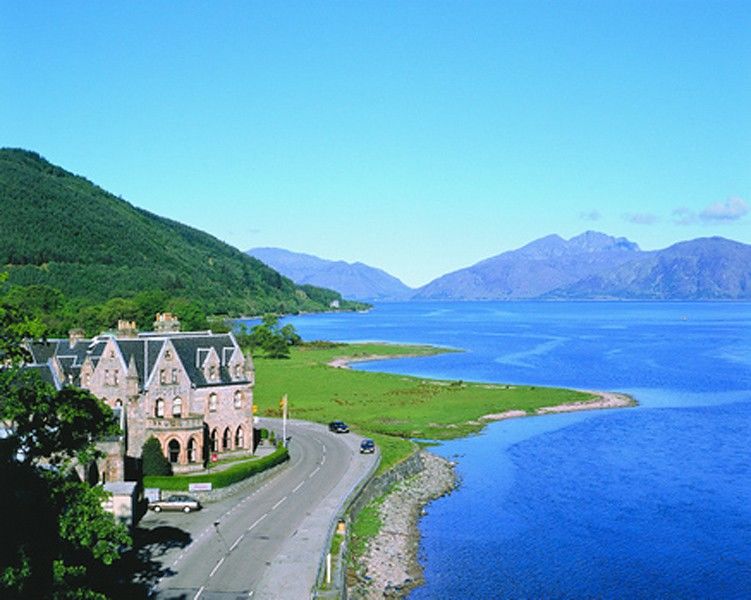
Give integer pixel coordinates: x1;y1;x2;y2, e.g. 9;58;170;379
247;248;414;301
254;232;751;301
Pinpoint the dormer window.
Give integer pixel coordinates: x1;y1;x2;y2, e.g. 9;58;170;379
209;365;218;381
234;390;242;408
171;368;178;383
160;369;167;384
234;365;242;379
113;370;119;385
209;393;217;412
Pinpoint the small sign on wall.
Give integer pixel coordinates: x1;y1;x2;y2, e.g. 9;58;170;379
189;482;212;492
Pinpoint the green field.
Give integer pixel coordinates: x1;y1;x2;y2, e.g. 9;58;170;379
253;343;593;472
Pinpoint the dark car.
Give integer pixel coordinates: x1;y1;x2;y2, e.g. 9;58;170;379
328;420;350;433
149;494;202;513
360;438;375;454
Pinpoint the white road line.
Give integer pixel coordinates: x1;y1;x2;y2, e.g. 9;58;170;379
309;466;320;478
321;455;326;465
209;556;225;578
272;496;287;510
247;513;268;532
230;535;243;552
292;481;304;493
194;586;205;600
323;445;327;454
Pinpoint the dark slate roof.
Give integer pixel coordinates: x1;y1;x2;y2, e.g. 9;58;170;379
24;332;248;390
27;341;57;365
169;334;244;387
116;339;165;388
27;364;58;387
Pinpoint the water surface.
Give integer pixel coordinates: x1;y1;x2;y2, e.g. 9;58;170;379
247;302;751;599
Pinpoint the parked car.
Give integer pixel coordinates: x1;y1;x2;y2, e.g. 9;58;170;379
149;494;202;513
328;420;350;433
360;438;375;454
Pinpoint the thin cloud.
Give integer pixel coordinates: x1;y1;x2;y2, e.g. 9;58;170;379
579;210;601;222
623;212;659;225
672;207;697;226
700;197;748;222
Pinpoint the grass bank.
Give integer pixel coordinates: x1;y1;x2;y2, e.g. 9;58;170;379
253;343;594;473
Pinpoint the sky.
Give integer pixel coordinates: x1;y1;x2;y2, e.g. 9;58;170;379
2;1;750;288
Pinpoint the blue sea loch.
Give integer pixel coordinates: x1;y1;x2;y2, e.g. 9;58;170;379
274;301;751;599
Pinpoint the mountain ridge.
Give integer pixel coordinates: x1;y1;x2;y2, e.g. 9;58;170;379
0;148;361;320
248;247;414;301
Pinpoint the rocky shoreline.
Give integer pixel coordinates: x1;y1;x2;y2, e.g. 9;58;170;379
349;452;457;599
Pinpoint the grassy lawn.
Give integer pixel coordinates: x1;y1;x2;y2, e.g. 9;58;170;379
253;343;593;473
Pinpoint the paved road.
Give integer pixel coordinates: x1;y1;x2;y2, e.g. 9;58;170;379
147;419;378;599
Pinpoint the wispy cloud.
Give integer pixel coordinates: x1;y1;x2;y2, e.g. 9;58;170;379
579;210;601;222
672;207;697;226
699;197;748;222
623;212;659;225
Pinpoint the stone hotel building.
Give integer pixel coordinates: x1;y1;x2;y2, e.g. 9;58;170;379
26;314;255;477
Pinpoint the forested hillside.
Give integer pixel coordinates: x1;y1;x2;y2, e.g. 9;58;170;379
0;149;363;335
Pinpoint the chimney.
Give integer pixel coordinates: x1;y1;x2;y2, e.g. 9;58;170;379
117;320;138;338
153;312;181;333
68;328;85;348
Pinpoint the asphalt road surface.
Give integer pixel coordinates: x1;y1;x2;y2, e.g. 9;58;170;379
145;418;378;599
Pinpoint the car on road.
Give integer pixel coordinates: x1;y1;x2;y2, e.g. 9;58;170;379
359;438;375;454
149;494;202;513
328;420;350;433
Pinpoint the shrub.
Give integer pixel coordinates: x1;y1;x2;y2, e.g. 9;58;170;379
142;436;172;476
144;446;289;490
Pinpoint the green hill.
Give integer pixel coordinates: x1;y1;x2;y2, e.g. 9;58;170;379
0;148;363;334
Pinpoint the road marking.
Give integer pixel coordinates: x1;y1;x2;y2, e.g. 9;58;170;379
292;481;304;493
272;496;287;510
321;455;326;465
230;535;243;552
323;445;327;454
194;586;205;600
209;556;225;578
309;466;320;478
248;513;268;532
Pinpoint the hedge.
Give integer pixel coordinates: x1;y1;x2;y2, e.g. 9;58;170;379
144;445;289;491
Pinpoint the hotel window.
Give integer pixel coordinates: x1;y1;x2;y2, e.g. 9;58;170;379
155;398;165;418
171;368;178;383
234;390;242;408
104;369;110;385
172;397;182;418
160;369;166;384
113;370;119;385
209;393;217;412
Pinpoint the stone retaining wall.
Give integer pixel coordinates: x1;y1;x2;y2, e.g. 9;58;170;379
314;450;426;599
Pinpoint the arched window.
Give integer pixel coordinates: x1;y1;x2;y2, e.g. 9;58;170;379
209;393;217;412
234;365;242;378
222;427;231;450
155;398;165;418
234;390;243;408
210;429;218;452
172;397;182;418
235;426;244;449
168;439;180;463
114;399;123;408
187;438;197;463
